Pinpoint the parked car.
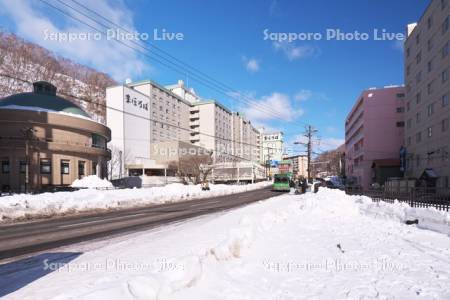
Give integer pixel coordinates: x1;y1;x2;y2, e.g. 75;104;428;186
325;180;345;190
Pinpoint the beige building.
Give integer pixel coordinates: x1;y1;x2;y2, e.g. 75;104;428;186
189;101;233;162
231;112;260;162
284;154;308;178
404;0;450;188
0;81;111;192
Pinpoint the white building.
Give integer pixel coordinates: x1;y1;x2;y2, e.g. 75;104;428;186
261;131;284;164
106;80;192;179
165;80;201;104
107;78;268;183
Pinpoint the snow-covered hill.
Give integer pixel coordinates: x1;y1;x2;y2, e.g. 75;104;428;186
0;31;116;124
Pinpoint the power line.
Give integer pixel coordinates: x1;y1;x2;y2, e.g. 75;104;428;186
40;0;306;127
0;73;286;163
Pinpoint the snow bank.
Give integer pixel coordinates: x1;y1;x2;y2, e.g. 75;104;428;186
5;189;450;299
0;181;271;222
309;188;450;236
71;175;114;189
356;194;450;235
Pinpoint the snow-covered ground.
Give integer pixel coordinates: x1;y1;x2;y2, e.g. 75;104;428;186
2;188;450;299
0;181;271;222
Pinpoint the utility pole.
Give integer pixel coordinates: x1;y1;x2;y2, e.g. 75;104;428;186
21;127;36;194
294;125;318;183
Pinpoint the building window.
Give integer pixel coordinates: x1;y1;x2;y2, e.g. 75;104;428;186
1;160;10;174
19;161;26;174
442;0;447;9
427;82;433;94
442;70;449;83
396;121;405;127
92;134;106;149
428;38;433;51
442;94;449;107
416;33;420;45
406;101;411;111
443;42;449;58
427;103;435;116
92;162;97;175
443;16;449;34
416;112;421;123
416;92;421;104
416;132;422;143
428;127;433;138
427;60;433;72
61;160;70;175
40;159;51;174
78;161;85;177
396;107;405;113
428;16;433;29
407;119;412;129
416;71;422;83
416;52;422;64
444;176;449;189
407;136;412;146
442;118;450;132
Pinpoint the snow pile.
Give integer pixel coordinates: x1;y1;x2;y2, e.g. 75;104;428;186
71;175;114;189
0;181;271;222
5;189;450;299
356;195;450;235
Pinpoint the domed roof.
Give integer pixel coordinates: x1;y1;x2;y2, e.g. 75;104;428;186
0;81;90;118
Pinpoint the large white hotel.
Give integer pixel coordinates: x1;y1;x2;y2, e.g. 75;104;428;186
106;79;269;179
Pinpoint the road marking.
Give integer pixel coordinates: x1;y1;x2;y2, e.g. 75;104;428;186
57;213;147;229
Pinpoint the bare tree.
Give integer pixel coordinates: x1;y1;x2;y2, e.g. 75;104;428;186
169;153;213;184
107;145;136;180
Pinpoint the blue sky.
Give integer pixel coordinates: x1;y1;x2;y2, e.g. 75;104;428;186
0;0;430;154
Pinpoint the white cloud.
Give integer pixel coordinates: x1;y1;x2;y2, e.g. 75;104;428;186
294;89;313;101
240;92;304;122
242;56;260;73
0;0;149;81
316;138;345;152
273;41;318;61
287;135;344;155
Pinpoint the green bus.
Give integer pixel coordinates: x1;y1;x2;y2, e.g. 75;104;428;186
272;173;293;191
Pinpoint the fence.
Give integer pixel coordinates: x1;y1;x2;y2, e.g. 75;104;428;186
346;187;450;212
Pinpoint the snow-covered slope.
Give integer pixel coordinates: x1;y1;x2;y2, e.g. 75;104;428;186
3;189;450;299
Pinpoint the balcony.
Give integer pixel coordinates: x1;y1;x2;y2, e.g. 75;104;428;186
189;113;199;120
190;120;200;126
190;135;200;142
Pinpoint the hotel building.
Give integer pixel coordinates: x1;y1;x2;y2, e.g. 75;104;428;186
345;86;405;190
404;0;450;188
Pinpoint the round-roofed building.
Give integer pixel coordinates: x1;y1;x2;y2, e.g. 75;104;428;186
0;81;111;193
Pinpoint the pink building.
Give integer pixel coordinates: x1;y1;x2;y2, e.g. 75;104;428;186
345;86;405;190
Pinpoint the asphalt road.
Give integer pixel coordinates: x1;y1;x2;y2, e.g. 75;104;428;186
0;186;282;261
